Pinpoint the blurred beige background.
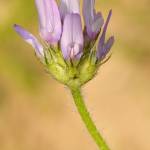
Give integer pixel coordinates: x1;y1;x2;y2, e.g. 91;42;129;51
0;0;150;150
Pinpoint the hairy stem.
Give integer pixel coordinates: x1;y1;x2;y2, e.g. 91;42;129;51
69;86;110;150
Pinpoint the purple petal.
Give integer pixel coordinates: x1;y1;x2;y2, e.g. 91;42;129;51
98;10;112;48
97;36;114;59
83;0;104;39
59;0;80;20
97;10;113;60
14;24;44;58
35;0;62;44
61;14;83;59
104;36;115;52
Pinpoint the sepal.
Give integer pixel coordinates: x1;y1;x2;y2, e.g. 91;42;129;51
44;48;70;84
78;51;98;85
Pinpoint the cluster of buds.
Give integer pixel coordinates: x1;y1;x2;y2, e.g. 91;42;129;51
14;0;114;88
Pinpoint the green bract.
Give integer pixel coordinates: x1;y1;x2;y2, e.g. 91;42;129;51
44;47;100;87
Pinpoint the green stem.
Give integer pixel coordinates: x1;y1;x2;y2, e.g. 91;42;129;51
69;86;110;150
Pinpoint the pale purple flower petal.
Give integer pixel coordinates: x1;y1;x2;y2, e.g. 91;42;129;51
14;24;44;58
35;0;62;44
97;36;114;59
97;10;114;60
61;14;83;59
98;10;112;48
83;0;104;39
59;0;80;20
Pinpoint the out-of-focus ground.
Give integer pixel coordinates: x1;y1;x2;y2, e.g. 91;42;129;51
0;0;150;150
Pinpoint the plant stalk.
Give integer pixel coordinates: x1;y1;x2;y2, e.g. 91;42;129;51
69;86;110;150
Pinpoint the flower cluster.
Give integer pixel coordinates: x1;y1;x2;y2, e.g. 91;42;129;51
14;0;114;87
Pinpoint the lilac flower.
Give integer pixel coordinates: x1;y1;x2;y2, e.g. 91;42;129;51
35;0;62;44
14;24;44;58
83;0;104;39
59;0;80;20
97;10;115;60
14;3;115;148
14;0;62;58
61;14;83;59
14;0;115;97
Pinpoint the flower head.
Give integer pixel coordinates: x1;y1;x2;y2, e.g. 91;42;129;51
61;13;83;59
14;0;114;86
83;0;104;40
35;0;62;44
